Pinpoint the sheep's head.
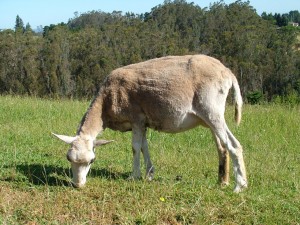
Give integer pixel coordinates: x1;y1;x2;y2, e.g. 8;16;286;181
52;133;113;187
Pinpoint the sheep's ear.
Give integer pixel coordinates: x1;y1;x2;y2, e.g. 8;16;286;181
52;133;77;144
93;140;114;147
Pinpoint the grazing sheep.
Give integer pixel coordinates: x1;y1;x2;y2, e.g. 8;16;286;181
53;55;247;192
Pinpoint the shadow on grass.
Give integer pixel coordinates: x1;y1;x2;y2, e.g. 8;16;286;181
3;164;131;186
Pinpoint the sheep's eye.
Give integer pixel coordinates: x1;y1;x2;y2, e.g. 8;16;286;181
89;157;95;165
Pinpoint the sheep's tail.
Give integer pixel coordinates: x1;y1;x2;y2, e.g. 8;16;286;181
231;75;243;125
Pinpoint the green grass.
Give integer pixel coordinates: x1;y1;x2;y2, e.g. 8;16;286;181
0;95;299;224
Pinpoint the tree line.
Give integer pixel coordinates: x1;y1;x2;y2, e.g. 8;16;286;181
0;0;299;103
262;10;300;27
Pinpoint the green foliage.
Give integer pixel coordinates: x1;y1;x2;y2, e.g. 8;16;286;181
0;96;300;224
285;89;299;106
0;2;300;101
272;89;300;106
262;10;300;26
15;15;24;32
246;91;263;104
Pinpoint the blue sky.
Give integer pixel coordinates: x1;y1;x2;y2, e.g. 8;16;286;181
1;0;299;30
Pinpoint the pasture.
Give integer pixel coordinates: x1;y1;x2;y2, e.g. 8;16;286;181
0;95;299;224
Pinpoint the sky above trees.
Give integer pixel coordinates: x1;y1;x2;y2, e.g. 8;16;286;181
1;0;299;30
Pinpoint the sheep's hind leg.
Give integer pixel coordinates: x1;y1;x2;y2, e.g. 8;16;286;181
212;131;230;186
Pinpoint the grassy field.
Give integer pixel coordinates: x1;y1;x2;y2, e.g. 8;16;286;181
0;95;299;224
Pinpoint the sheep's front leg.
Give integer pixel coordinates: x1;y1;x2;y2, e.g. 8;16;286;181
141;129;154;181
131;127;143;179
